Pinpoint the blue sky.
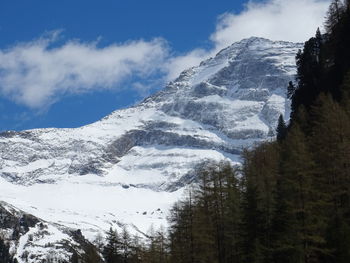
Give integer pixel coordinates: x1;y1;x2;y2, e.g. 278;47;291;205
0;0;330;131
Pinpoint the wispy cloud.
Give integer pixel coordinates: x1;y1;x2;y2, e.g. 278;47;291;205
0;32;169;108
0;0;330;110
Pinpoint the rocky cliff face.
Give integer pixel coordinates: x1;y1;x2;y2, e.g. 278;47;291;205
0;201;101;263
0;37;302;252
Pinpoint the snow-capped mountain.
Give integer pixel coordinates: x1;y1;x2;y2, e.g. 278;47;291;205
0;37;302;259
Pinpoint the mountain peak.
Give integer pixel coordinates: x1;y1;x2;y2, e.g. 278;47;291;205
0;37;302;243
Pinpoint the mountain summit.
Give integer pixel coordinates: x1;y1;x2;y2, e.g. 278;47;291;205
0;37;301;257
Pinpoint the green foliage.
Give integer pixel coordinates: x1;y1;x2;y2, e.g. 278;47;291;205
292;0;350;117
168;162;241;263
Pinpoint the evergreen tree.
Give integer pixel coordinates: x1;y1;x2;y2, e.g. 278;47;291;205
121;227;131;263
271;172;300;263
276;115;287;142
144;225;169;263
292;30;325;115
309;94;350;262
168;162;242;263
240;176;263;263
168;194;197;263
103;228;122;263
241;143;279;263
325;0;345;34
221;164;242;263
280;124;325;263
128;235;144;263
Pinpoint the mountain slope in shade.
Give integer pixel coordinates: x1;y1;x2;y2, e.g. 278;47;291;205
0;37;302;243
0;201;102;262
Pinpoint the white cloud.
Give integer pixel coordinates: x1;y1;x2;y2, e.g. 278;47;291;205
0;0;331;109
211;0;331;50
165;48;209;80
0;32;169;108
164;0;330;82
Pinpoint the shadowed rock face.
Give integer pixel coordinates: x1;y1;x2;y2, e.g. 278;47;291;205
0;37;301;191
0;202;102;262
0;203;39;236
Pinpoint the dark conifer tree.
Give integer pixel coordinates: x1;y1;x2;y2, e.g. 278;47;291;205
325;0;345;33
168;194;198;263
121;227;131;263
291;30;325;115
309;94;350;263
103;228;122;263
276;115;287;142
280;124;325;263
240;178;263;263
271;171;300;263
128;235;144;263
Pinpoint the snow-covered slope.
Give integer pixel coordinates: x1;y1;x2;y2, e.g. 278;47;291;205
0;37;301;244
0;201;102;262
